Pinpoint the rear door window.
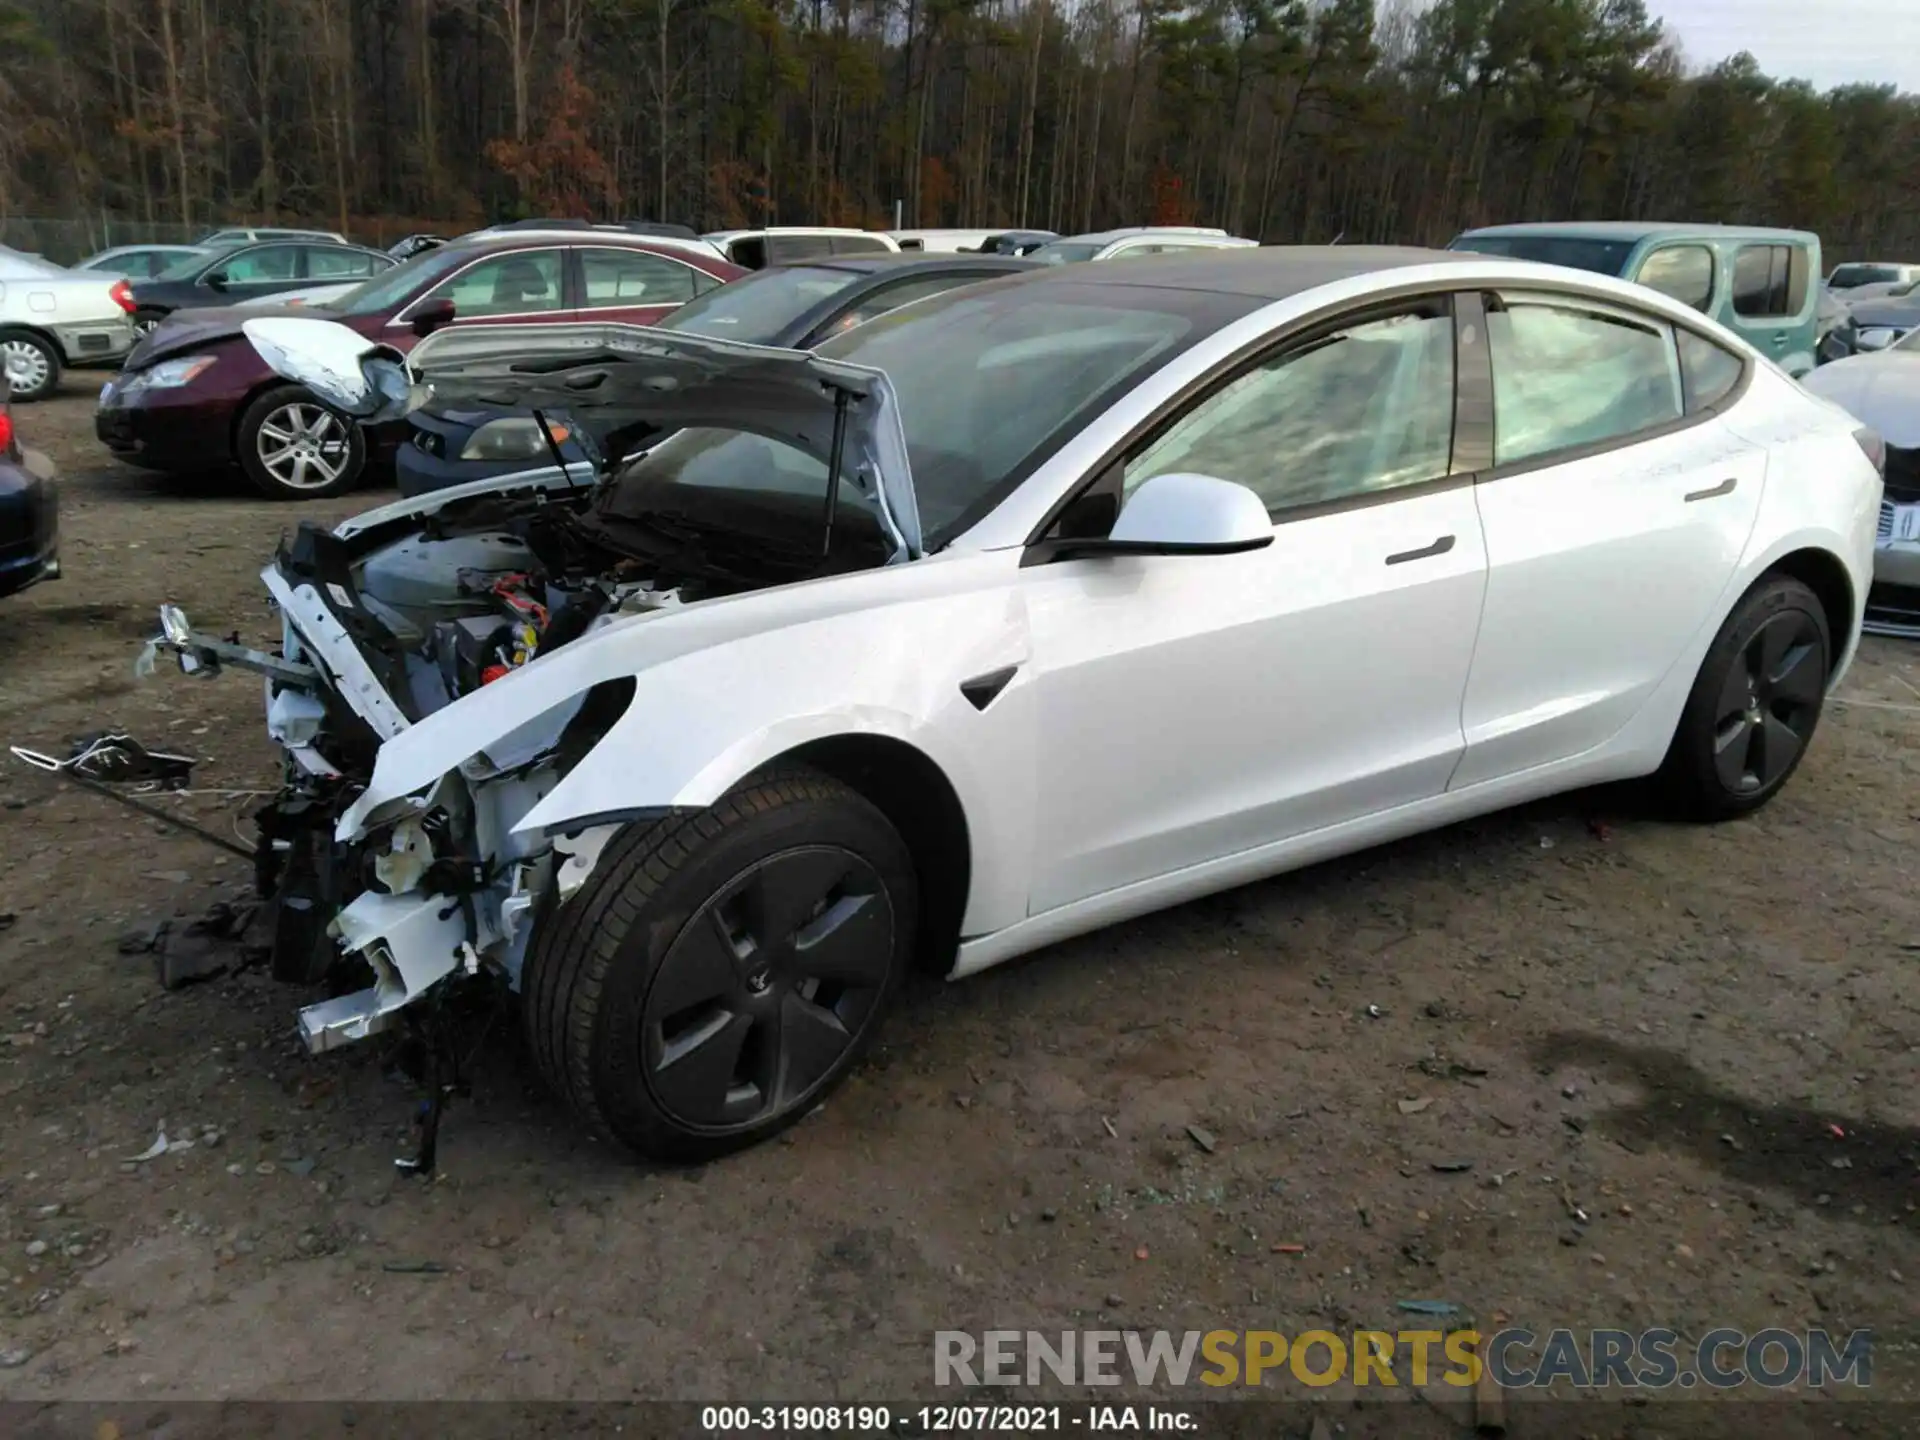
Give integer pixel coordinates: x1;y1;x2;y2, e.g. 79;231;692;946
212;245;301;285
578;247;700;308
1485;295;1683;466
1635;246;1714;311
303;247;385;279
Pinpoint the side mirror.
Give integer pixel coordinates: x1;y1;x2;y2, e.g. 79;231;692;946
1056;472;1273;559
203;272;228;291
410;297;456;337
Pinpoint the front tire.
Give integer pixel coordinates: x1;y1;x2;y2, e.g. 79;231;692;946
523;768;918;1161
0;329;61;402
236;383;365;500
1659;574;1831;820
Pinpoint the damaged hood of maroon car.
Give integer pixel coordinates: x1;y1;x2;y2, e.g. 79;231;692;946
127;302;331;369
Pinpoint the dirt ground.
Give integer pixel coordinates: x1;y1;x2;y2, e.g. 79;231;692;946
2;379;1919;1429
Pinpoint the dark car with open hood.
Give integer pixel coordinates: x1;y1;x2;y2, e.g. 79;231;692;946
394;251;1036;495
0;362;59;599
95;233;744;500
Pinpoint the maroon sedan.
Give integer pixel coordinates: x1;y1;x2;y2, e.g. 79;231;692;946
95;233;743;499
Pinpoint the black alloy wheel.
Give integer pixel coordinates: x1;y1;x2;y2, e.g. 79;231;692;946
1708;608;1826;796
1661;573;1831;820
642;846;894;1132
523;767;918;1161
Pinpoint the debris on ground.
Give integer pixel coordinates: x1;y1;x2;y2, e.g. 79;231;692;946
125;1127;184;1163
1185;1124;1217;1154
1397;1097;1434;1115
1396;1299;1462;1317
382;1259;448;1274
116;890;269;989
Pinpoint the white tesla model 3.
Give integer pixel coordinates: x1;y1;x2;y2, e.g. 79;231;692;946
144;248;1881;1160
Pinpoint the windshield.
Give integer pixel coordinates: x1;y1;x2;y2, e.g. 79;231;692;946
657;265;864;345
1831;265;1901;289
327;245;472;316
595;284;1204;552
1029;242;1105;266
828;284;1200;539
1448;235;1635;277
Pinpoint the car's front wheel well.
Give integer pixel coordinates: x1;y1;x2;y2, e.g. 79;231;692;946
1763;547;1855;676
776;735;971;977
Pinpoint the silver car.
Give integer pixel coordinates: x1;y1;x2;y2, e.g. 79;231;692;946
74;244;210;279
0;248;139;400
1802;337;1920;633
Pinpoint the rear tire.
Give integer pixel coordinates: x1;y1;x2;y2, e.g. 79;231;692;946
1658;574;1831;821
0;328;60;402
522;767;917;1161
236;383;365;500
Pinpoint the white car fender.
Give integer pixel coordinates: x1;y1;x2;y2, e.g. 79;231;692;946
339;552;1040;939
512;588;1038;939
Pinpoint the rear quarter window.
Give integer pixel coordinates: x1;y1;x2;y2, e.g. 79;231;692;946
1676;330;1745;411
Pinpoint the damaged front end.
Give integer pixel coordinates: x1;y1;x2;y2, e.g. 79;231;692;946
136;317;920;1064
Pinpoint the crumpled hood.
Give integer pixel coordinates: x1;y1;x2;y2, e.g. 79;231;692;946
243;316;923;557
128;303;318;370
1802;353;1920;447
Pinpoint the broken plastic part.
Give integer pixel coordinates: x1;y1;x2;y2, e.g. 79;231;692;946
372;816;433;895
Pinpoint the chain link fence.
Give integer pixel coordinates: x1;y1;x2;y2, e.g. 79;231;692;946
0;217;477;265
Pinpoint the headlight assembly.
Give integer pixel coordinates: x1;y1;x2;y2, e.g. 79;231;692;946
459;416;570;462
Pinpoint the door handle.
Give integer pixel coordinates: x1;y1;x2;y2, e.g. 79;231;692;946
1385;534;1456;565
1684;477;1738;503
1772;332;1789;345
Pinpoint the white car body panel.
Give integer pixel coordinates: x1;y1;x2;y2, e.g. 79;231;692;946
1020;485;1487;912
199;252;1878;1035
1453;416;1768;788
0;252;137;363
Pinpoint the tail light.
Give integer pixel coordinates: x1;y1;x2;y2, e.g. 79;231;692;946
0;411;15;453
109;279;135;314
1854;426;1887;476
